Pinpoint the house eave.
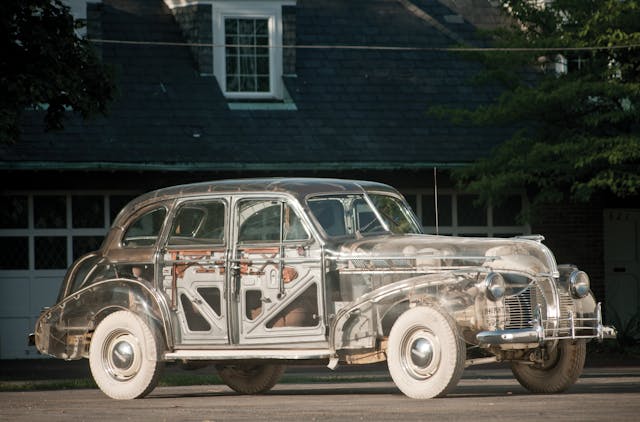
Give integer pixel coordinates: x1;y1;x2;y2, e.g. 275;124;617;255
0;161;470;172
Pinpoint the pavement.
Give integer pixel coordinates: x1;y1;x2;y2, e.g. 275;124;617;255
1;350;639;382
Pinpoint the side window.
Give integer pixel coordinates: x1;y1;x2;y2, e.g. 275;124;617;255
237;200;308;243
122;208;167;247
308;199;346;237
283;204;307;241
169;201;226;245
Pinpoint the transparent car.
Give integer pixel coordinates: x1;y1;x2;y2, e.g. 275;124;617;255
31;178;616;399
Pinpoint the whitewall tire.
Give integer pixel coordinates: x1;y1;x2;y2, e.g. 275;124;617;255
89;310;163;399
387;306;465;399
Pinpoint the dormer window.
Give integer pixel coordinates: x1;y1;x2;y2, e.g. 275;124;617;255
166;0;296;105
213;4;285;100
224;17;270;94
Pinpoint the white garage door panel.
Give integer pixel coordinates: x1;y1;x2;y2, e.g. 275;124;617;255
0;318;34;358
0;277;30;317
0;273;64;359
30;277;63;315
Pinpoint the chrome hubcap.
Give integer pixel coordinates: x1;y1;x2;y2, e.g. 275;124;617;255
112;340;135;370
103;331;141;381
410;337;434;368
401;327;440;380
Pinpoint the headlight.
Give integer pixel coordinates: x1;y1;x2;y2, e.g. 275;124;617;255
485;272;506;301
570;270;590;298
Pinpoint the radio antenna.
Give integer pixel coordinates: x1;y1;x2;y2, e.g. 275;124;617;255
433;167;439;235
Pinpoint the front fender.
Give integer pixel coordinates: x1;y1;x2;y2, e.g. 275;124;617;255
330;272;478;351
34;278;173;360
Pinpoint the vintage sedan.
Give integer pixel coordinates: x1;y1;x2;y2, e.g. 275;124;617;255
31;178;615;399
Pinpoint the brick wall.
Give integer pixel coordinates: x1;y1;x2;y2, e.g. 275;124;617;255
531;200;606;302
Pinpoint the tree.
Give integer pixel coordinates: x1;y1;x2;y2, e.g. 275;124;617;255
433;0;640;213
0;0;116;144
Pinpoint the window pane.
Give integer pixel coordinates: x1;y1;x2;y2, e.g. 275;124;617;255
226;18;237;33
238;200;281;242
34;196;66;228
256;35;268;46
493;195;522;226
422;194;452;227
0;196;28;229
227;74;239;92
256;56;269;74
169;201;225;245
35;236;67;269
72;196;104;228
240;75;256;91
284;204;308;241
123;208;167;247
0;237;28;269
225;17;270;93
239;19;254;34
255;19;268;34
226;54;237;74
308;199;346;237
457;195;487;226
73;236;104;260
257;76;270;92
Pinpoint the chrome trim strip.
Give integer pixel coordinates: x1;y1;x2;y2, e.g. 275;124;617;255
164;348;333;361
476;328;541;345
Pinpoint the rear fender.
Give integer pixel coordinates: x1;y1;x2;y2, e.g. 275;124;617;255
34;279;173;360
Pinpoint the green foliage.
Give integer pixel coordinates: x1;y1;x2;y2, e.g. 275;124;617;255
0;0;116;143
433;0;640;210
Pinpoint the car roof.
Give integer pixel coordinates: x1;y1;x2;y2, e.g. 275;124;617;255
115;178;400;222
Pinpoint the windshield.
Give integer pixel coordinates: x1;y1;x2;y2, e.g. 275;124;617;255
307;193;421;237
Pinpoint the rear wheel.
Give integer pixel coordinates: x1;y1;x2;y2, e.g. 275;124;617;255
216;363;285;394
89;310;164;400
511;340;586;393
387;306;465;399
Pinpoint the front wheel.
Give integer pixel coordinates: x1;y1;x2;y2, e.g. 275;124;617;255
89;310;164;399
511;340;586;393
387;306;466;399
216;363;285;394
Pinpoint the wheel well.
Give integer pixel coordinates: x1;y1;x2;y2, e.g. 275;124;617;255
90;307;168;351
380;300;410;337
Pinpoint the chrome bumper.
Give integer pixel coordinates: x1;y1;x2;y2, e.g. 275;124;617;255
477;302;617;346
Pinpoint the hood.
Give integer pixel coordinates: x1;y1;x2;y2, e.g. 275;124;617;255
328;234;558;277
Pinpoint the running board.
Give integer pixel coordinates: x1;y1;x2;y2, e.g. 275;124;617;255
165;348;333;361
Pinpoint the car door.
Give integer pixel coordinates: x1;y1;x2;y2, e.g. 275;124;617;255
161;198;229;345
230;196;326;345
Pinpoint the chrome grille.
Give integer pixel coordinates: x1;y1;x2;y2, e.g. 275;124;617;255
555;290;576;335
503;284;546;329
503;282;578;337
504;290;533;329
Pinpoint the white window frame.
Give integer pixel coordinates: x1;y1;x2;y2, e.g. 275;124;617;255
0;190;138;271
401;189;531;237
212;2;285;100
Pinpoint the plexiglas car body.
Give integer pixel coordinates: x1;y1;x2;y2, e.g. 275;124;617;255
32;178;616;399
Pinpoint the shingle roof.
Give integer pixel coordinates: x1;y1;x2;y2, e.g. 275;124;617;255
2;0;510;172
